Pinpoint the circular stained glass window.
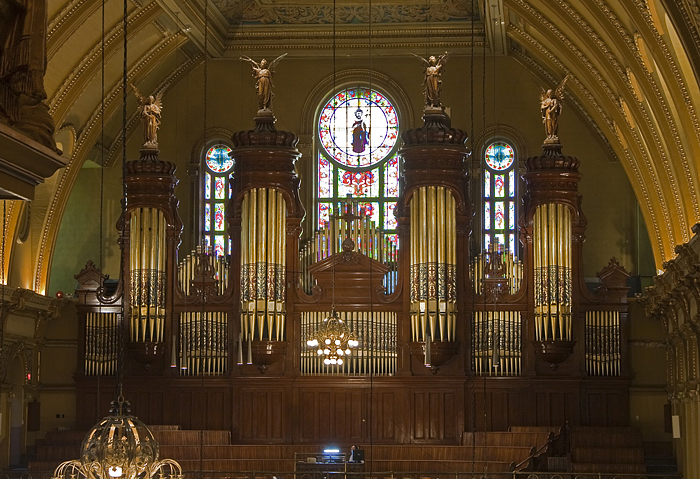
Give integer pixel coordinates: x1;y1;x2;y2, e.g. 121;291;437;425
206;145;234;173
318;87;399;168
484;142;515;171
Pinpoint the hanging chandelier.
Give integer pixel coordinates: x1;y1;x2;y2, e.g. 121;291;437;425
53;398;182;479
307;310;359;365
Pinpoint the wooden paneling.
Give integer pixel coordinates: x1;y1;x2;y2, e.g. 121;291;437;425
239;389;285;442
412;389;458;442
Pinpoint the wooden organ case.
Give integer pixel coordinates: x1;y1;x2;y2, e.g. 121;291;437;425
74;108;631;445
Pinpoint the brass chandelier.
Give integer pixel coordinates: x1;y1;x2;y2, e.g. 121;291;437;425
306;310;359;365
53;398;182;479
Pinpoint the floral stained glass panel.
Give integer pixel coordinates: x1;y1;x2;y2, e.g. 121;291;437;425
484;234;491;251
214;235;225;257
509;170;515;198
215;177;226;200
494;202;505;230
495;234;505;247
214;203;225;231
384;202;397;230
484;203;491;230
204;203;211;232
509;233;515;256
384;156;400;197
318;155;333;198
318;202;331;228
509;201;515;230
484;171;491;198
338;167;379;197
495;175;505;198
205;172;211;200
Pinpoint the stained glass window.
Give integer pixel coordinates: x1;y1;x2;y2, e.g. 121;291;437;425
482;141;518;256
203;144;234;257
316;87;400;241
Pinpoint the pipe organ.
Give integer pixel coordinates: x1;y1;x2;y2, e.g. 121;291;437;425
72;92;633;442
409;186;457;343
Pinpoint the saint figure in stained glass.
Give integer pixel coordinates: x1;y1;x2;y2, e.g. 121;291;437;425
352;108;369;153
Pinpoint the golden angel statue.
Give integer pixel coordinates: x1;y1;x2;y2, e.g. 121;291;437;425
240;53;288;111
540;74;571;144
411;51;451;108
131;84;163;149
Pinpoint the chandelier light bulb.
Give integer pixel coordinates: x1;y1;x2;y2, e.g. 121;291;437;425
337;358;343;365
325;338;331;345
337;349;344;355
335;339;341;345
345;349;351;355
108;466;123;478
324;358;330;364
324;348;330;355
317;349;323;355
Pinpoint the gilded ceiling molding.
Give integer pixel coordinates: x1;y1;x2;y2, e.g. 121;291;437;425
34;34;191;294
223;26;485;52
508;0;673;263
548;0;692;241
508;22;667;263
48;2;161;118
632;0;700;213
219;0;475;25
509;43;619;163
591;0;700;223
47;0;91;42
0;201;19;284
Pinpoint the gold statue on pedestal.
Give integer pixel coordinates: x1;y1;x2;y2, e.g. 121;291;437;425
131;84;163;150
240;53;288;112
540;74;571;145
411;51;450;109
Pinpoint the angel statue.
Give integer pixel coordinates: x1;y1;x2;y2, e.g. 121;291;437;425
240;53;288;111
131;84;163;149
540;74;571;144
411;51;451;109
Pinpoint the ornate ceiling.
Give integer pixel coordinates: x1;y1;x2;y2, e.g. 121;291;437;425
12;0;700;293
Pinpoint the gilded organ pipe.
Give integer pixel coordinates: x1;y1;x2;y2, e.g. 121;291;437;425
129;207;167;343
533;203;572;341
409;186;457;342
240;188;286;342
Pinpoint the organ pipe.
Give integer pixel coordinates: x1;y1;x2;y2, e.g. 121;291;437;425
177;311;228;375
585;310;620;376
298;199;398;294
471;250;524;294
533;203;572;341
129;207;167;342
472;311;522;376
300;311;397;376
240;188;286;342
84;312;120;375
409;186;457;342
177;246;229;296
